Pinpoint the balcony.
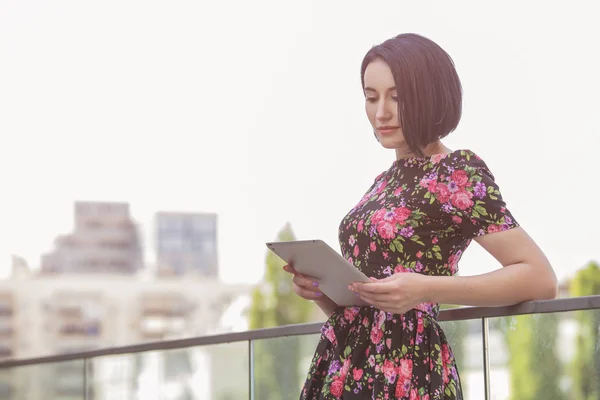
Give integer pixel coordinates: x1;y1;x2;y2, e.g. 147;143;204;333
0;296;598;399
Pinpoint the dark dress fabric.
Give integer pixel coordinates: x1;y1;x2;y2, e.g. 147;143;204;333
300;150;519;399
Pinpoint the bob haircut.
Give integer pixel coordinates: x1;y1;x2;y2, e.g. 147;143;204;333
360;33;463;156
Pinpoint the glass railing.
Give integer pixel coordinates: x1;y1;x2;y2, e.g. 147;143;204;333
0;295;598;400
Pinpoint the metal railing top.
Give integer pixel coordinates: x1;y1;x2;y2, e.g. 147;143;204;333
0;295;598;369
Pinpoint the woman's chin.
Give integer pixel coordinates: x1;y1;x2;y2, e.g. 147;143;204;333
378;136;403;149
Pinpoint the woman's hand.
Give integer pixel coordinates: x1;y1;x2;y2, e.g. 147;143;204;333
350;273;431;314
283;264;327;301
283;264;339;317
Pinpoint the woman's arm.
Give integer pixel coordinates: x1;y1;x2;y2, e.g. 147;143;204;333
352;227;557;313
314;296;339;317
425;227;558;306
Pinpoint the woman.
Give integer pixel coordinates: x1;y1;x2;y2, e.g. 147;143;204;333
283;33;557;399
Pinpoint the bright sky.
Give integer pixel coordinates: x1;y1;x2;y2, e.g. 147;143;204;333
0;1;598;286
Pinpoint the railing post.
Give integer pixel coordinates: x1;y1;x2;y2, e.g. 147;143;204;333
83;357;89;400
248;339;255;400
481;318;490;400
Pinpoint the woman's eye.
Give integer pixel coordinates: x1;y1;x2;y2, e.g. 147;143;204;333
391;96;399;102
366;97;377;103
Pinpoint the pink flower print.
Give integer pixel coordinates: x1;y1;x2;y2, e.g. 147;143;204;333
416;251;423;259
370;241;376;251
344;308;358;323
410;388;419;400
393;207;412;223
323;325;337;345
398;358;413;380
432;237;438;244
448;250;462;273
386;338;392;349
417;317;424;333
353;245;359;257
419;177;430;188
395;379;407;398
428;180;438;193
394;264;406;273
370;327;383;344
368;355;375;367
436;183;451;203
431;153;446;164
450;189;473;210
371;208;387;224
382;359;397;383
442;343;451;365
353;368;363;381
377;221;397;239
357;220;364;232
330;379;344;398
393;187;403;196
342;358;351;377
488;224;500;233
451;169;469;188
349;235;356;246
376;179;388;194
452;215;462;224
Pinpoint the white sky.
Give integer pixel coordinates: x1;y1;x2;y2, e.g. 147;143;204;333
0;1;598;286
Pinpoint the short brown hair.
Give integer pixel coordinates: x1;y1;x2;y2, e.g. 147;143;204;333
360;33;463;156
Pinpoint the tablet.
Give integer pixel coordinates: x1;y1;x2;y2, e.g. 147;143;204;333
266;239;370;307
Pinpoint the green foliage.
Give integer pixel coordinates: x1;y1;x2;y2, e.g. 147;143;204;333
504;313;563;400
246;223;316;399
569;260;600;400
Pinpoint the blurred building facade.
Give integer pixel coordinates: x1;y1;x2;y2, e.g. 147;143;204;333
155;212;218;277
40;201;144;274
0;264;249;399
0;202;248;399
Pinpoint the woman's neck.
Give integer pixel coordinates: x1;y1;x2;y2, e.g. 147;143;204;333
395;141;449;160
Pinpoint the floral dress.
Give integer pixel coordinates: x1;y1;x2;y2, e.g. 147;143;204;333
300;149;519;399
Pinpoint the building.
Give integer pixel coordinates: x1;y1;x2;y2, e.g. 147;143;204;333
0;265;250;400
155;212;218;277
40;201;143;274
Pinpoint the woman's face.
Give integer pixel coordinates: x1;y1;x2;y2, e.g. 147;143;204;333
363;59;404;149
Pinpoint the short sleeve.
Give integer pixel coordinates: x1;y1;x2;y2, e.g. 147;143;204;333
437;151;520;239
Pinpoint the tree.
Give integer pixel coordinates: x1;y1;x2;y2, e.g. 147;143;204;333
504;312;563;400
246;223;316;400
569;260;600;400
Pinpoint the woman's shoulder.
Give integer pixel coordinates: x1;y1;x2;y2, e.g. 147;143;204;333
438;149;493;175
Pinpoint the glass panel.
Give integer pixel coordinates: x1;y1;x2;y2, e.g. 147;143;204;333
0;360;84;400
489;309;600;400
252;333;321;400
439;317;485;400
87;341;249;399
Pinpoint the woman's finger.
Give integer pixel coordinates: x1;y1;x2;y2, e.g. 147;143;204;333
293;273;320;290
293;284;323;300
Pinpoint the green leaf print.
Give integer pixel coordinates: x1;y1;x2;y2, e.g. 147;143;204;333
344;346;351;357
402;344;408;355
445;387;451;397
392;239;404;253
390;242;396;252
474;204;488;216
435;252;442;260
429;196;436;204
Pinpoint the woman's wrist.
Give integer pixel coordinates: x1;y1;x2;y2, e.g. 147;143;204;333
314;295;338;317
